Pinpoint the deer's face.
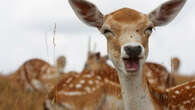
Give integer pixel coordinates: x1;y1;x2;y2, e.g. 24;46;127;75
56;56;66;69
68;0;186;76
42;67;59;79
100;8;153;75
84;52;101;71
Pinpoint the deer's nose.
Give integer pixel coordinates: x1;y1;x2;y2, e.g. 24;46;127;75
124;46;142;57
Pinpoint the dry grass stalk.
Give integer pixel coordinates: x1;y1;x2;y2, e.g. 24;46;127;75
52;23;57;65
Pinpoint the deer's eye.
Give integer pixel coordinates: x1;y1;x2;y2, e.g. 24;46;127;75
103;29;113;35
144;26;153;35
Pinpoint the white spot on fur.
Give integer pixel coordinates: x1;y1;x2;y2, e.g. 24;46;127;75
76;84;82;89
80;80;85;84
85;86;92;93
105;79;120;88
95;80;100;84
83;74;93;78
88;80;93;85
183;100;190;105
58;91;85;96
32;79;44;90
66;77;73;83
96;76;102;80
185;86;190;90
175;90;180;95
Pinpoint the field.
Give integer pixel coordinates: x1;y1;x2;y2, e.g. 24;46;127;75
0;74;47;110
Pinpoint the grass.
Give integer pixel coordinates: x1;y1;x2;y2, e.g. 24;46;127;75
0;74;47;110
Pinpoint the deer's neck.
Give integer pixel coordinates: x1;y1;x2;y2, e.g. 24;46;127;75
117;68;155;110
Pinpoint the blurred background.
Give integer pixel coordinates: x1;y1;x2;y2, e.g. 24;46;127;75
1;0;195;74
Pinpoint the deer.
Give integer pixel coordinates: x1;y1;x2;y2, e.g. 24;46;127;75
171;57;180;74
70;53;191;91
46;49;179;110
56;55;66;73
46;36;191;110
83;33;176;109
46;53;180;110
166;79;195;109
67;0;195;110
45;46;123;110
14;56;66;93
171;57;195;85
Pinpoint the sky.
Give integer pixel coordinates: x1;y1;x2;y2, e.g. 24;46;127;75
0;0;195;75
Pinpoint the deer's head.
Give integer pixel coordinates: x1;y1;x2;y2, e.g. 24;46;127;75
69;0;186;76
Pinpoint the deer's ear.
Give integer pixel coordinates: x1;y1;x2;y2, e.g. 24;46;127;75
95;52;101;59
69;0;104;29
149;0;186;26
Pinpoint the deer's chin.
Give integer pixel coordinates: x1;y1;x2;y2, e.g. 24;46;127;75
122;57;142;74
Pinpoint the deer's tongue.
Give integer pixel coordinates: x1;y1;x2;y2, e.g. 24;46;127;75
123;58;139;72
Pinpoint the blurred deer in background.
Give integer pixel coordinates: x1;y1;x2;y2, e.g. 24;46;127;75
171;57;195;85
45;39;123;110
45;42;178;110
46;53;181;110
171;57;180;74
14;56;66;93
166;80;195;109
56;55;66;73
68;0;195;109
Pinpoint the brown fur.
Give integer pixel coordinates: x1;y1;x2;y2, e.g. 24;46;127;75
0;74;46;110
14;58;62;93
167;80;195;109
49;52;178;110
103;8;151;62
172;74;195;85
49;53;121;110
171;57;195;85
68;0;189;109
108;8;144;24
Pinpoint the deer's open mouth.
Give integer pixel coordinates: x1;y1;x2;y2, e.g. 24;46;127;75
123;57;140;72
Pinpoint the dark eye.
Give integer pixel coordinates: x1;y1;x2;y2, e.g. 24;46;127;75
144;26;153;34
103;29;113;34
